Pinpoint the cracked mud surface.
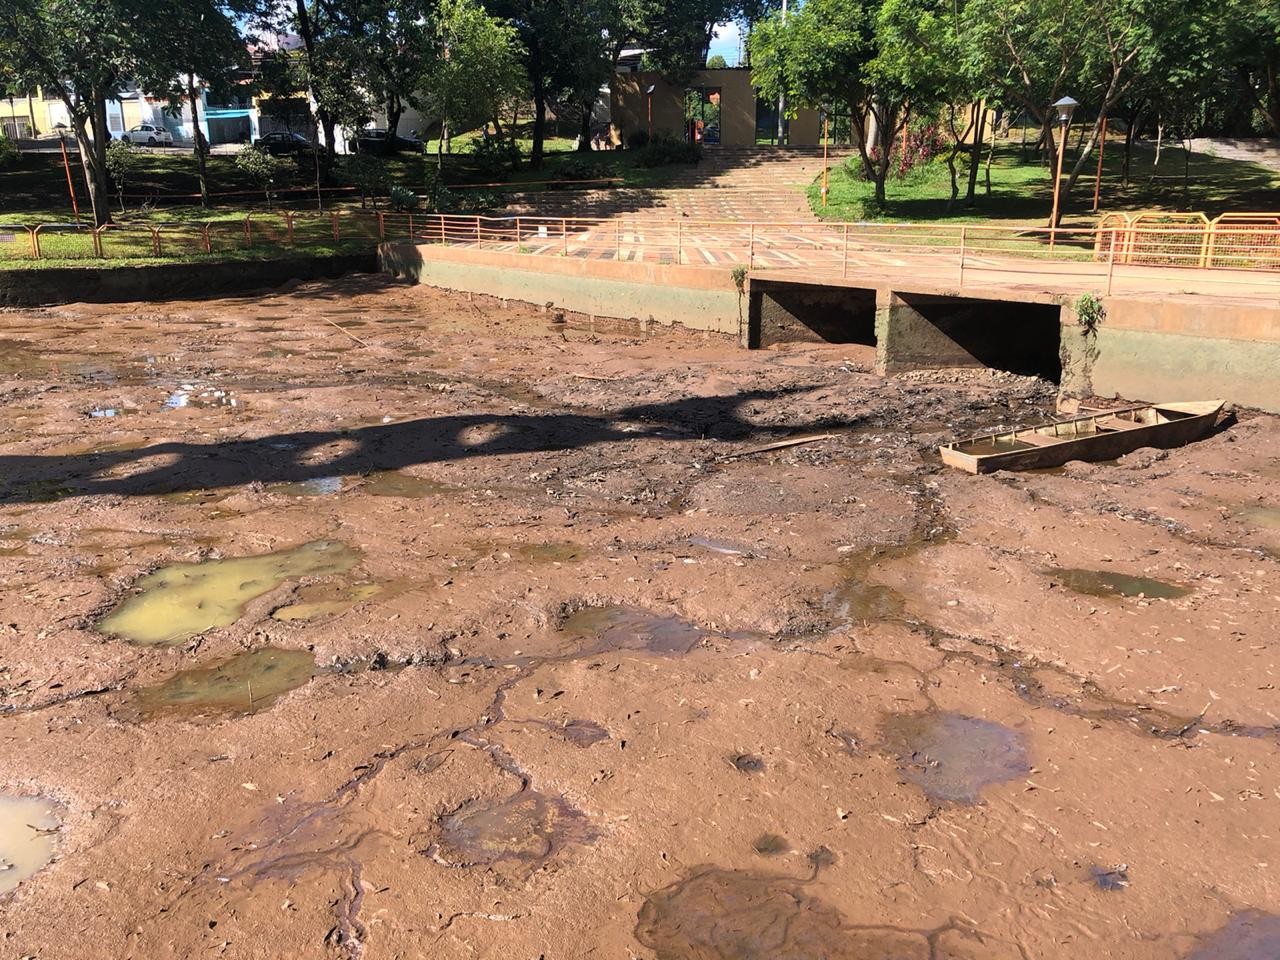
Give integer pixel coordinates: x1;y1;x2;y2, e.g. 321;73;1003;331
1;274;1279;958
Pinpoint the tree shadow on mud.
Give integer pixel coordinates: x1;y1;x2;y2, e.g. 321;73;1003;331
0;386;859;504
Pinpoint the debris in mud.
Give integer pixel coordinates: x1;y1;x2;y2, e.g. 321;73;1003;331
1047;567;1190;600
752;833;789;856
1090;864;1130;891
879;711;1030;804
0;794;60;896
98;540;360;645
268;476;344;497
360;471;450;498
163;386;243;410
559;719;610;746
429;789;594;868
271;581;384;622
88;406;137;418
730;753;765;773
129;648;316;718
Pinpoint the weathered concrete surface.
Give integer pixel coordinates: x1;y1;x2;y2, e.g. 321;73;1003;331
380;242;743;337
874;291;1062;381
0;254;377;307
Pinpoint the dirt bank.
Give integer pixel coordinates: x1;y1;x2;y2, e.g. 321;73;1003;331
1;275;1278;959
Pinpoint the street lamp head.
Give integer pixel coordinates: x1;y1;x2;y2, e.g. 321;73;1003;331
1053;96;1079;124
645;84;656;95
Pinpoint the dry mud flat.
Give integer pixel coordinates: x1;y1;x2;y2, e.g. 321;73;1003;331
0;275;1278;959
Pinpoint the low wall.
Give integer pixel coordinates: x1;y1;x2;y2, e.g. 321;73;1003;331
0;253;377;307
1070;296;1280;412
380;242;744;338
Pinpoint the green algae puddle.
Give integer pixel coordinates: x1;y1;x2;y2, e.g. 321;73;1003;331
98;540;360;645
1047;566;1190;600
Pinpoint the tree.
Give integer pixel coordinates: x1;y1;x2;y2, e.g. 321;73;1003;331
419;0;524;162
1223;0;1280;135
706;53;728;68
0;0;239;226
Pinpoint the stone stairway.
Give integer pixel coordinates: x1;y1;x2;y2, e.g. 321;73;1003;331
504;146;853;224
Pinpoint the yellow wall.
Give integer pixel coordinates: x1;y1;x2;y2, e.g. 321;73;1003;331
611;69;823;148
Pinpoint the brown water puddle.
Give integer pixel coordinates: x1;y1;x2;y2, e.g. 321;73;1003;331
0;794;61;896
559;605;716;656
636;864;932;959
752;832;789;856
360;472;450;498
1047;566;1190;600
1188;911;1280;959
98;540;360;645
879;711;1030;804
1239;505;1280;530
130;648;315;719
267;476;344;498
429;789;594;868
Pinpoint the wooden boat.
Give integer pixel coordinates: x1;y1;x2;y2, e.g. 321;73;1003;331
939;400;1224;474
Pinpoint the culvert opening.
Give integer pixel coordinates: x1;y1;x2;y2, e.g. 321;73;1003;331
889;293;1062;382
750;282;877;348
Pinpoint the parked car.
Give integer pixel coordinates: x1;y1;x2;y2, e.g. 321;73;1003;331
254;131;318;156
347;127;423;154
122;123;173;146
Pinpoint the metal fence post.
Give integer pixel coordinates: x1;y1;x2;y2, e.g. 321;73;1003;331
841;223;849;278
244;216;252;248
285;213;294;245
331;211;341;242
378;213;386;242
408;212;414;240
748;223;755;269
151;227;162;257
616;219;622;260
201;224;211;255
1106;226;1118;295
676;220;682;265
475;215;482;246
958;226;967;287
92;227;103;258
515;217;522;249
562;218;568;255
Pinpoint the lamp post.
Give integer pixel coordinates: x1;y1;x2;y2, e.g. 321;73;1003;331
1049;95;1077;247
645;84;656;142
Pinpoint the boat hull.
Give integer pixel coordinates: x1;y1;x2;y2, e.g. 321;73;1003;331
940;404;1223;474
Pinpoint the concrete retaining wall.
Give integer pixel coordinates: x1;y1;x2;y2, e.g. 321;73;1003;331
380;242;744;338
0;254;377;307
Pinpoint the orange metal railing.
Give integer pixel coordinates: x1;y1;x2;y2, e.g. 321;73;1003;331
5;209;1280;297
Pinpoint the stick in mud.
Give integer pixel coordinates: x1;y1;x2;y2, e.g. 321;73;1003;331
718;433;840;461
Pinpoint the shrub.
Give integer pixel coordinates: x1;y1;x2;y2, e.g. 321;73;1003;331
388;184;419;212
638;134;700;167
458;188;507;211
0;135;18;170
105;139;141;210
626;129;650;150
470;134;520;178
555;156;606;182
234;145;292;206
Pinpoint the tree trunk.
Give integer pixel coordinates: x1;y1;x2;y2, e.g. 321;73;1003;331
1154;121;1163;165
965;104;987;207
1122;117;1136;187
72;92;111;228
384;93;402;156
531;74;547;169
1182;138;1192;203
188;74;210;208
577;100;593;152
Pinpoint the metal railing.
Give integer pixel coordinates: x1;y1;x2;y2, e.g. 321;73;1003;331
4;209;1280;297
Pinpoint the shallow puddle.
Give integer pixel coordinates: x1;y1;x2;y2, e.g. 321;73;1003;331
1239;505;1280;530
880;711;1030;804
1048;566;1190;599
163;386;243;411
687;536;749;556
1187;910;1280;959
559;605;713;656
431;790;593;868
271;581;383;621
88;406;137;418
489;541;587;564
131;647;315;718
559;719;610;746
98;540;360;645
636;866;929;959
360;472;449;498
268;476;344;498
0;795;60;896
752;833;789;856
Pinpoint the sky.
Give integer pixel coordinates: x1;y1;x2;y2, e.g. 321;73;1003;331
706;21;743;66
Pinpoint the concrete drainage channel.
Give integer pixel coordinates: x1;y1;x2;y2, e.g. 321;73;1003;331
0;254;378;307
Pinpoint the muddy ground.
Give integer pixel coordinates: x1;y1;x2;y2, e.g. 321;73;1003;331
1;273;1278;959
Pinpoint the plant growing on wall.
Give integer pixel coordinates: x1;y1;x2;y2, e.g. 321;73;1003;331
1075;291;1105;334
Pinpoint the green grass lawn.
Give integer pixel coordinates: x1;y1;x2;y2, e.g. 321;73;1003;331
808;138;1280;225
